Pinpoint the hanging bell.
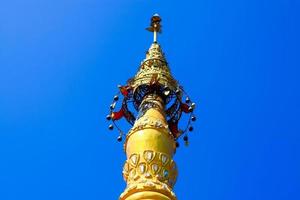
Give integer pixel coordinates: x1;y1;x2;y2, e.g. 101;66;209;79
163;85;170;96
163;89;171;96
189;126;194;132
113;95;119;101
191;116;196;121
108;124;114;130
110;102;116;110
117;135;122;142
106;115;112;121
176;141;180;148
185;97;191;104
175;89;181;95
191;102;196;109
183;135;188;141
188;106;194;112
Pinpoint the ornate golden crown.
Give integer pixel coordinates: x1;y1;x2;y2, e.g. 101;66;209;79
107;14;196;146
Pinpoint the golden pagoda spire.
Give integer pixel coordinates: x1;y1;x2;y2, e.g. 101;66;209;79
107;14;196;200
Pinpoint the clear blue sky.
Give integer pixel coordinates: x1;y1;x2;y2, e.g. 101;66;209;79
0;0;299;200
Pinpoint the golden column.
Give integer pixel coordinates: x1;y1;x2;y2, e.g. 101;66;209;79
121;93;177;200
107;14;196;200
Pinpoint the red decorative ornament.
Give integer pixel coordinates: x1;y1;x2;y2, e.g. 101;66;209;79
112;109;125;120
169;120;180;138
180;103;190;113
119;86;129;97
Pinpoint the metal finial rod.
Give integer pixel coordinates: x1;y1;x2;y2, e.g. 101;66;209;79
146;14;162;43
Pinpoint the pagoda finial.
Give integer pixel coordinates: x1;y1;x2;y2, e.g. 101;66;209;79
146;14;162;43
107;15;197;200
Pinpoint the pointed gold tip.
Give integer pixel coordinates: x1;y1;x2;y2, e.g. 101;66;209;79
146;14;162;43
148;14;162;32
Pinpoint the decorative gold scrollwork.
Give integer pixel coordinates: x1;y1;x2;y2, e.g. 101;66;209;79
123;150;178;188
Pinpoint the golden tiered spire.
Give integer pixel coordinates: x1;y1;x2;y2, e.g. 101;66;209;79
107;14;196;200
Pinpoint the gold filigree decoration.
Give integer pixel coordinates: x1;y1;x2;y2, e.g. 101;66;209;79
128;43;179;92
122;150;178;189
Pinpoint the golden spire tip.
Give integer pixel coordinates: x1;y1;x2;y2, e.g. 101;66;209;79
146;14;162;43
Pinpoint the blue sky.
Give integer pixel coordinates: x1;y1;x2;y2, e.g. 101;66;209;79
0;0;299;200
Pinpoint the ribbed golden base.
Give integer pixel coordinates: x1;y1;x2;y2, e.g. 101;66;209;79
120;190;176;200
